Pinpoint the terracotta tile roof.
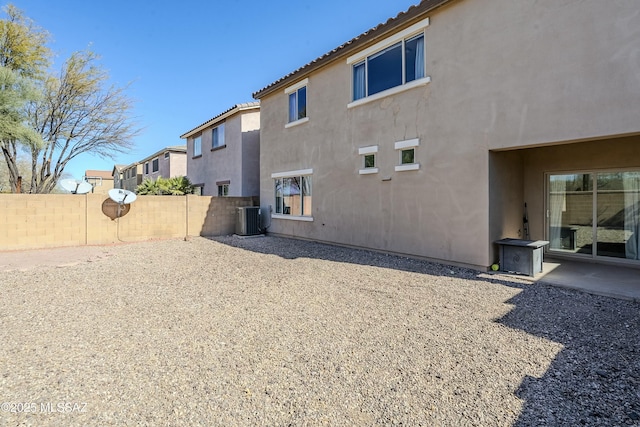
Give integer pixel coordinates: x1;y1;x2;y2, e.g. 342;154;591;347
180;102;260;139
252;0;453;99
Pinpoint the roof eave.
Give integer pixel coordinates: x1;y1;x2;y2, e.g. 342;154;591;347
180;102;260;139
252;0;454;100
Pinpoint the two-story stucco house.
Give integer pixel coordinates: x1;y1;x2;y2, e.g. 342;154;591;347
139;146;187;183
180;103;260;197
253;0;640;271
113;163;142;192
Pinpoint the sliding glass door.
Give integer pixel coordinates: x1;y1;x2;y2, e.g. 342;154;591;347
547;170;640;263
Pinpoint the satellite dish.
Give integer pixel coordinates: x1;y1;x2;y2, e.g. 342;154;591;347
60;179;93;194
108;188;137;205
108;188;137;219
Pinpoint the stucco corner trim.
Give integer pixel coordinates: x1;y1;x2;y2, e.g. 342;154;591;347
394;138;420;150
359;168;379;175
285;117;309;129
358;145;378;155
395;163;420;172
271;169;313;179
271;214;314;222
284;78;309;94
347;76;431;109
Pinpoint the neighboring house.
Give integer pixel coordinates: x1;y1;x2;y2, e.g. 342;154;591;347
84;170;114;194
112;165;125;189
118;163;143;192
139;146;187;183
253;0;640;271
180;103;260;197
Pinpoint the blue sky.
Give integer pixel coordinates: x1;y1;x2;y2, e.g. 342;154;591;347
7;0;419;180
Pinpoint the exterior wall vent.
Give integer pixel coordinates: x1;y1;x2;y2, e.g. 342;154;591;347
236;206;261;236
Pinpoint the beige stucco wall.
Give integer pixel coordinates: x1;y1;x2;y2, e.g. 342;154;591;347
187;111;260;197
259;0;640;268
141;151;187;182
0;194;257;251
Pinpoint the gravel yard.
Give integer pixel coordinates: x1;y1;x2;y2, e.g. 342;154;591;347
1;236;639;426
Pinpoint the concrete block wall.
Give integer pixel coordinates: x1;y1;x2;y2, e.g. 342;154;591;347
0;194;257;251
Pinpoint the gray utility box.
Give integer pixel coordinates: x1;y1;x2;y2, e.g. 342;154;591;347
236;206;261;236
495;238;549;276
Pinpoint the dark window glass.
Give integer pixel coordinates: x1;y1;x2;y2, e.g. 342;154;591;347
367;42;402;96
401;149;415;165
297;87;306;120
364;154;375;168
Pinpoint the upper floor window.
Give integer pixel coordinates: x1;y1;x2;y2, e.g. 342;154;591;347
353;33;424;101
289;86;306;122
193;135;202;157
212;124;225;149
152;158;159;173
347;17;430;106
284;78;308;127
145;162;149;174
164;152;170;159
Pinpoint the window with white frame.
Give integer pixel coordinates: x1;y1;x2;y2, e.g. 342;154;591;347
145;162;149;174
193;135;202;157
212;124;225;149
395;138;420;171
348;18;429;104
272;169;313;218
217;184;229;196
152;158;159;173
164;152;170;159
285;78;308;126
359;145;379;175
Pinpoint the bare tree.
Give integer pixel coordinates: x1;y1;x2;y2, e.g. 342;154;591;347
0;5;140;193
26;50;139;193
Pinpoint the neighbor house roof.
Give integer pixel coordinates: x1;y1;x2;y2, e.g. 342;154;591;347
252;0;453;99
137;145;187;164
84;170;114;180
180;102;260;139
112;165;125;177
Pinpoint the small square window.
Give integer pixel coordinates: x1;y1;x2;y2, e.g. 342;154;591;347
364;154;376;168
164;152;169;159
401;148;415;165
358;145;379;175
218;184;229;197
394;139;420;172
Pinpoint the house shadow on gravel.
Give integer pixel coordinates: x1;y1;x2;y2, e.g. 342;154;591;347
208;235;529;280
209;235;640;426
496;285;640;426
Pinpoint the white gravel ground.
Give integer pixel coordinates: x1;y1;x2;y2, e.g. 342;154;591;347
0;236;638;426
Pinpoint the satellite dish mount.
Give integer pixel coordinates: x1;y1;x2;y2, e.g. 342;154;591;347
108;189;137;218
